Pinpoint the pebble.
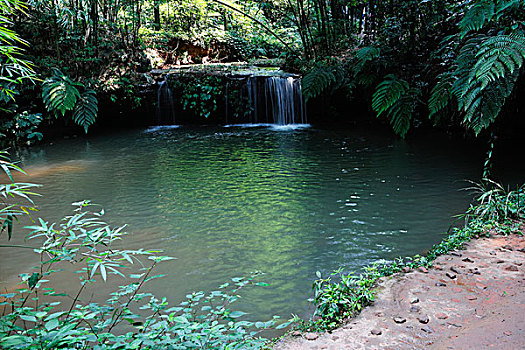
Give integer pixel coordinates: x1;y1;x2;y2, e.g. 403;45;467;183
451;252;462;257
501;245;514;251
489;251;497;255
450;266;461;274
410;306;421;313
402;266;411;273
393;316;407;324
410;297;420;304
503;331;512;336
468;268;481;275
291;331;301;336
462;257;474;263
505;265;519;271
418;267;428;273
436;282;447;287
421;325;434;333
446;272;457;279
436;313;448;319
467;295;477;300
418;315;430;324
493;259;505;264
434;264;444;271
305;333;319;341
371;328;382;335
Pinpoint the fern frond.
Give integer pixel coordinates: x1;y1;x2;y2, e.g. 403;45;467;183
352;46;380;75
459;0;495;36
429;71;455;118
72;89;98;133
470;33;525;89
462;72;517;135
42;69;81;117
372;74;409;116
302;66;336;101
385;91;419;138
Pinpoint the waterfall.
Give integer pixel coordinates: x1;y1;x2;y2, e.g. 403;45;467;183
264;76;305;125
228;75;306;125
156;75;175;125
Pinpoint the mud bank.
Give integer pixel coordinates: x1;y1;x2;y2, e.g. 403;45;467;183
276;232;524;349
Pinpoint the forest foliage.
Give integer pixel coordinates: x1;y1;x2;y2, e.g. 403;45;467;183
0;0;524;144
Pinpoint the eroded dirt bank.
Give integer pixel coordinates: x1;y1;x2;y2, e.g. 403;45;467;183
276;233;524;349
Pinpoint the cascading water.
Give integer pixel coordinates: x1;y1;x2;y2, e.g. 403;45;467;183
226;75;306;125
156;75;176;125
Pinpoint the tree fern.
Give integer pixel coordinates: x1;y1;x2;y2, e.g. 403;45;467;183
302;65;336;101
72;89;98;133
42;69;81;117
372;75;419;138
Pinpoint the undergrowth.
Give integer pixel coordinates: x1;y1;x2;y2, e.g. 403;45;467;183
308;181;524;330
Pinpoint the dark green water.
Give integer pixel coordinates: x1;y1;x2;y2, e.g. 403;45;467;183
2;125;486;322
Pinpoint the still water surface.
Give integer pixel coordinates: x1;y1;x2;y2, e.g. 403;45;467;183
2;125;485;322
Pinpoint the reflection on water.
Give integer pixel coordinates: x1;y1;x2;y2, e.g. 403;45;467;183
1;126;488;322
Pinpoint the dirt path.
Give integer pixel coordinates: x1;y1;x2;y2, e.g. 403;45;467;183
275;234;524;349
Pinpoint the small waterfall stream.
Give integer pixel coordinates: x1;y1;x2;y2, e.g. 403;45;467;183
154;69;306;126
156;75;176;125
226;75;306;125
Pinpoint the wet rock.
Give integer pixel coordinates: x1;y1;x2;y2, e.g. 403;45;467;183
505;265;519;272
450;266;461;274
447;322;462;328
410;297;420;304
451;252;462;257
305;333;319;341
446;272;457;279
421;325;434;333
436;282;447;287
410;305;421;313
436;313;448;319
371;328;382;335
418;266;428;273
418;315;430;324
462;257;474;263
393;316;407;324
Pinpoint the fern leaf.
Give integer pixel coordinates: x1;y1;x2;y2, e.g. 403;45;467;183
471;33;525;89
42;70;80;117
372;74;409;116
352;46;380;75
459;0;495;36
461;72;518;135
302;66;336;101
429;72;455;118
72;89;98;133
386;92;418;138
